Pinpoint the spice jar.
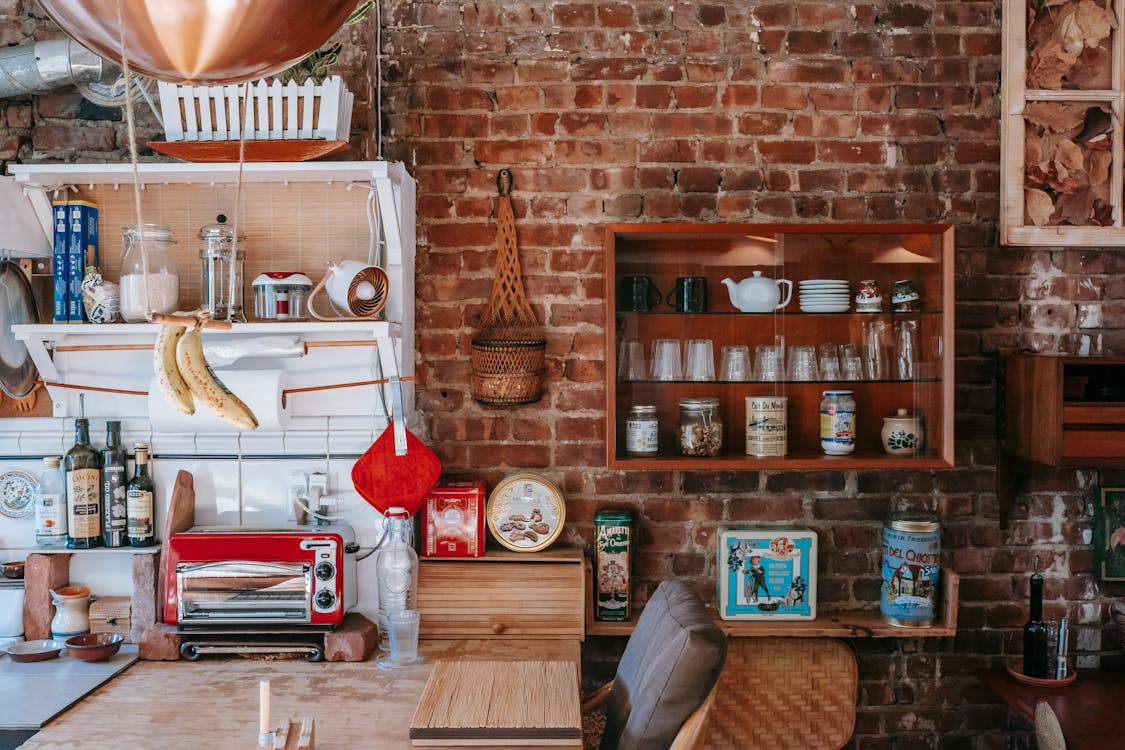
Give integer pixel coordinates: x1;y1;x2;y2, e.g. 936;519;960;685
819;390;856;455
119;224;178;323
677;397;723;456
625;405;659;456
198;223;245;321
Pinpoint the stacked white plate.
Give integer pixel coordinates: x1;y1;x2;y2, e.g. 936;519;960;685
799;279;850;312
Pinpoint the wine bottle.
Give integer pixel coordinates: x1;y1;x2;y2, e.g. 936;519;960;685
126;443;155;547
65;416;102;549
101;421;127;547
1023;555;1048;678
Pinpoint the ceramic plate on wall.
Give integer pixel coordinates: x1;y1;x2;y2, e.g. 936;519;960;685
0;469;36;519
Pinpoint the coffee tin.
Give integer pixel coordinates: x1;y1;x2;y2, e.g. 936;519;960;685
880;512;941;627
594;509;633;622
746;396;787;457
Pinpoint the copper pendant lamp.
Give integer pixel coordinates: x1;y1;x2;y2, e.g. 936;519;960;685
36;0;362;84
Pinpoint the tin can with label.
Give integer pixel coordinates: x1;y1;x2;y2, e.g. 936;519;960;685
880;512;941;627
745;396;787;457
594;509;633;622
819;390;856;455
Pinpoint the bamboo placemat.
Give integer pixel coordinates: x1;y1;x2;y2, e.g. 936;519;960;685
410;660;582;747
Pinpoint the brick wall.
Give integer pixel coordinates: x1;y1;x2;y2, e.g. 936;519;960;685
4;1;1125;747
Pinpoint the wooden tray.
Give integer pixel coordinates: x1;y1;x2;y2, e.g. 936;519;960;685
146;139;353;162
1006;662;1078;688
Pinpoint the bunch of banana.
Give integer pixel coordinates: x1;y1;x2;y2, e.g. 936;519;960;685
152;323;259;430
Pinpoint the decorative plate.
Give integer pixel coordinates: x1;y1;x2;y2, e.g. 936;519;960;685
486;473;565;553
0;469;36;519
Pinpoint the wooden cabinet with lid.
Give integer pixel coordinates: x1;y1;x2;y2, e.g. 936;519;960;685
604;223;955;470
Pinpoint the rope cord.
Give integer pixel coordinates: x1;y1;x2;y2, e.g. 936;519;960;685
228;82;250;322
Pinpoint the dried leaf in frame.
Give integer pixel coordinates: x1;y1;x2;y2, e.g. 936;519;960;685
1025;102;1088;132
1025;188;1056;226
1028;38;1079;88
1088;149;1112;186
1055;187;1096;223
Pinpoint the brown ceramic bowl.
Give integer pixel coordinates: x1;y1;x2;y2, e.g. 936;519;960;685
64;632;123;662
0;561;23;579
5;639;64;662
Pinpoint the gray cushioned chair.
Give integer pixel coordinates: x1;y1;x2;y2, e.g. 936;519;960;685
583;579;728;750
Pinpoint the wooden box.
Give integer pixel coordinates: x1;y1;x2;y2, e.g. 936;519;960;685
89;596;132;642
415;549;584;640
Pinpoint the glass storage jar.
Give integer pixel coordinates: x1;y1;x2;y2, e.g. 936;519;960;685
198;223;245;321
625;405;659;456
677;397;723;456
819;390;856;455
120;224;178;322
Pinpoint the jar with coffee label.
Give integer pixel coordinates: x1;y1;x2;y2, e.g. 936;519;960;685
819;390;856;455
678;397;723;456
625;405;659;456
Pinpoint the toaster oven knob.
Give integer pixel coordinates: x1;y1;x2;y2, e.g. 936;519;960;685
315;589;336;609
315;561;335;581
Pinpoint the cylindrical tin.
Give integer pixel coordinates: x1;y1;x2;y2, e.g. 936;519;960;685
594;509;633;622
880;512;941;628
625;405;659;456
820;390;856;455
745;396;787;457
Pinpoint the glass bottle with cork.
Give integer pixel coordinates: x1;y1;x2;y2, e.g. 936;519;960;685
126;443;155;547
65;395;102;549
101;420;127;547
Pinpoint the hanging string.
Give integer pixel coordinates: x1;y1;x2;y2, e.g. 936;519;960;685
227;81;251;323
375;0;383;160
114;0;153;320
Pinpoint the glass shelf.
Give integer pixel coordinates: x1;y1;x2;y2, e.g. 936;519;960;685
615;310;942;316
618;378;941;385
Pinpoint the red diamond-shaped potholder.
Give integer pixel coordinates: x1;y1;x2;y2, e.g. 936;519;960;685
351;421;441;516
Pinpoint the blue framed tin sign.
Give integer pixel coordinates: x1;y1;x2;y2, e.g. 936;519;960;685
718;527;817;620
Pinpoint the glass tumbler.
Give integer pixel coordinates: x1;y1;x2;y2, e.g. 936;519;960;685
376;609;422;669
818;343;840;380
650;339;683;381
754;345;784;382
786;345;819;381
719;345;751;381
617;340;646;381
683;339;716;382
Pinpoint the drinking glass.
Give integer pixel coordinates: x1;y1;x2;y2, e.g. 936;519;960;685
895;319;918;380
818;343;840;380
377;609;422;668
719;345;751;381
786;345;819;381
650;339;682;381
617;340;646;381
863;320;887;380
683;339;715;382
753;345;783;382
841;356;863;381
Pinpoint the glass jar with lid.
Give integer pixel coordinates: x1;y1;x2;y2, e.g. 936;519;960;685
819;390;856;455
198;223;245;321
625;405;659;456
677;397;723;456
120;224;178;323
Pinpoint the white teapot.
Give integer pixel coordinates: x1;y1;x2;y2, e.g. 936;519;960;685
721;271;793;312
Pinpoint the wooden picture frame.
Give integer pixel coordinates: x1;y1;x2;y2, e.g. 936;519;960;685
1094;486;1125;581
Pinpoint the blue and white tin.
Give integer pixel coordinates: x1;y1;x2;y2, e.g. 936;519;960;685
718;527;817;621
881;512;940;627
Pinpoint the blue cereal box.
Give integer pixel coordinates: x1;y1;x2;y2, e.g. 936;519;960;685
51;199;69;323
67;200;99;323
718;527;817;621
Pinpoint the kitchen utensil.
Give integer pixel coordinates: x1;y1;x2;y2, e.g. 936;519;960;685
722;271;793;312
0;562;23;579
0;260;39;399
682;339;715;382
351;379;441;517
0;470;35;519
308;259;389;321
64;632;124;662
4;638;64;662
252;273;313;321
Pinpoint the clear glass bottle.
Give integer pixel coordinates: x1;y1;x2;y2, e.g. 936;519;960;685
677;397;723;456
126;443;156;547
625;405;659;456
35;456;67;548
65;417;102;549
120;224;179;323
198;223;245;321
101;421;127;547
376;506;419;651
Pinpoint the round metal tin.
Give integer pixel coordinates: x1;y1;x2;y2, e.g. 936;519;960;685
486;473;565;553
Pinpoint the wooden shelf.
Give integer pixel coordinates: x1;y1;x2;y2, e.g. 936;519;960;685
607;453;950;470
587;569;959;639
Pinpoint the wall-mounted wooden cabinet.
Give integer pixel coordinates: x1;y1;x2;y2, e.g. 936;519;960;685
604;223;955;471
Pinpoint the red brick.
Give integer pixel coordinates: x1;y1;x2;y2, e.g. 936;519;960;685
473;139;551;164
767;59;849;83
758;140;816;163
33;123;115;152
818;141;886;164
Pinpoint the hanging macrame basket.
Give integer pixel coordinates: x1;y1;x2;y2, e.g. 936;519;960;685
471;169;546;406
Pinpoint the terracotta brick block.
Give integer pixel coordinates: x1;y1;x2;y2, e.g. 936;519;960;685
324;613;377;662
138;623;182;661
23;553;71;640
130;551;160;643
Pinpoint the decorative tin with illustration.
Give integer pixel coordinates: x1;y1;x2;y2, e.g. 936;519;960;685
881;512;941;627
486;473;565;553
1094;487;1125;581
594;509;633;622
421;481;486;558
718;527;817;621
745;396;787;457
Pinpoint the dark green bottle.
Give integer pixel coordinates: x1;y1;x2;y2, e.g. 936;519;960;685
101;421;127;547
1023;555;1048;678
65;418;102;549
126;443;155;547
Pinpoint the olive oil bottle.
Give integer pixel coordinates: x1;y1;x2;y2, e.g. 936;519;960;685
65;416;102;549
101;421;127;547
126;443;155;547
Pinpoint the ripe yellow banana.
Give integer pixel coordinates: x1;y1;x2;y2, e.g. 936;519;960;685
175;327;259;430
153;324;194;415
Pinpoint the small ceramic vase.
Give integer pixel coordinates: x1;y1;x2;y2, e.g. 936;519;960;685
855;279;882;312
881;408;922;455
50;585;91;639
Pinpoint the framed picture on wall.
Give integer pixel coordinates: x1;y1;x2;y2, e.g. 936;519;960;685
717;527;817;621
1094;487;1125;581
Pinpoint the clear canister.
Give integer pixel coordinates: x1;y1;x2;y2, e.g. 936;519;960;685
625;405;659;456
252;272;313;321
198;223;245;321
819;390;856;455
880;512;941;627
678;397;723;456
119;224;178;323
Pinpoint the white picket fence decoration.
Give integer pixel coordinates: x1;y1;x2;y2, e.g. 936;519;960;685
157;76;353;142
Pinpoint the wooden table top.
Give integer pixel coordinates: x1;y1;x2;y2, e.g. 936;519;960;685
16;639;582;750
979;667;1125;749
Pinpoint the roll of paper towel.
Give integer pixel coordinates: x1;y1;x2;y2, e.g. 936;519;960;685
147;370;290;432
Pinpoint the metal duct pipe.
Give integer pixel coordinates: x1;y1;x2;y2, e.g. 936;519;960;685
0;38;120;99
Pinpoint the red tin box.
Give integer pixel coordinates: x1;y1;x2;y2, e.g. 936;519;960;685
421;481;486;557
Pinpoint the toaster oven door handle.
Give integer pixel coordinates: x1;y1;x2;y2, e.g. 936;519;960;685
177;561;309;577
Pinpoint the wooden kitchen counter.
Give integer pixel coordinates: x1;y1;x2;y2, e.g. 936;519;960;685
17;639;581;750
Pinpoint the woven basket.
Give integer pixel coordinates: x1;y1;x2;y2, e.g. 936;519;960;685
471;170;545;406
